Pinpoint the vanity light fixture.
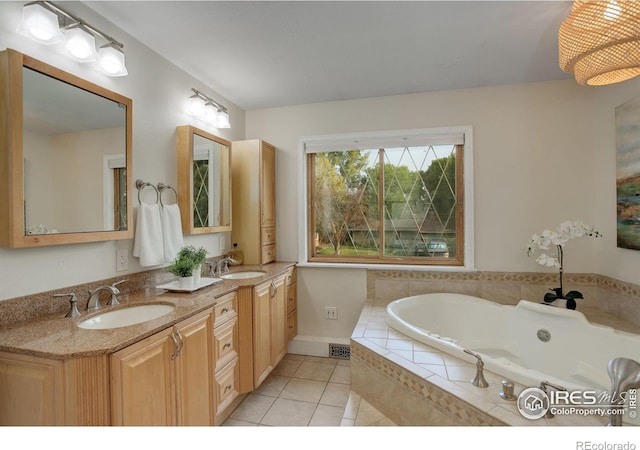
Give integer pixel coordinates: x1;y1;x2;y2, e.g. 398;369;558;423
18;1;128;76
187;88;231;129
559;0;640;86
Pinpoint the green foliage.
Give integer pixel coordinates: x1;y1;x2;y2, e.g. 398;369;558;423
167;245;207;277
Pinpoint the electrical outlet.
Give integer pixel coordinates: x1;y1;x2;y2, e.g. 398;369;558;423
219;235;226;252
116;249;128;272
325;306;338;320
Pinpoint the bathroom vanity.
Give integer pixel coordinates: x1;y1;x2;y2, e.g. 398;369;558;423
0;263;296;426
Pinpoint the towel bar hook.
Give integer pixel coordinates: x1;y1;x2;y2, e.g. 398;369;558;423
135;179;159;204
157;182;178;207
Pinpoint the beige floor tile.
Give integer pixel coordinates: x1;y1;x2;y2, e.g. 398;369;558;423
309;404;346;426
293;361;335;381
319;382;351;407
222;418;259;426
254;374;290;397
260;398;317;426
284;353;306;361
280;378;328;403
271;358;303;377
304;355;339;365
228;393;276;424
337;359;350;366
329;365;351;384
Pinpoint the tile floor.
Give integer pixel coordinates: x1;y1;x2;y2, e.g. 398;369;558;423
222;353;395;426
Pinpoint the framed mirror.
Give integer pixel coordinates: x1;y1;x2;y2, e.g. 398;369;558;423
0;49;133;248
177;125;231;234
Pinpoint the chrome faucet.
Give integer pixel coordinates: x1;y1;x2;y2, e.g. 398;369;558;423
463;349;489;388
215;256;236;276
607;357;640;426
87;280;124;311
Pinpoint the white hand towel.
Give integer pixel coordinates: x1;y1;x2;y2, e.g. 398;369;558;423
162;203;184;263
133;202;165;267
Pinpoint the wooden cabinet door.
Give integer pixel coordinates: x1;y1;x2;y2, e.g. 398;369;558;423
0;352;63;425
271;275;287;367
110;327;175;426
253;281;273;387
260;142;276;228
174;311;213;426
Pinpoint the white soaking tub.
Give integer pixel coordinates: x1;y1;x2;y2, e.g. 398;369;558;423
386;293;640;398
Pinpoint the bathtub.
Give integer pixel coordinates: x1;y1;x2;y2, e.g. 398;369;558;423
386;293;640;406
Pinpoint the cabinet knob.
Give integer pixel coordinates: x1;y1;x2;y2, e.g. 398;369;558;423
223;343;231;349
222;307;229;313
224;384;232;392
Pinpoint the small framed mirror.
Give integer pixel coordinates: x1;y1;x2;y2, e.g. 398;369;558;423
176;125;231;234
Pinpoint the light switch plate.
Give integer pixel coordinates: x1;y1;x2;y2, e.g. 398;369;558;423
116;249;128;272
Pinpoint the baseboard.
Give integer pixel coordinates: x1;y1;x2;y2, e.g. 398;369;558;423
287;335;350;357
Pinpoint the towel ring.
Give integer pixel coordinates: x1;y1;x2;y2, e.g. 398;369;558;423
157;182;178;207
135;179;159;204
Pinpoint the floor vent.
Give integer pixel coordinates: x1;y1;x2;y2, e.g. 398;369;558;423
329;343;350;360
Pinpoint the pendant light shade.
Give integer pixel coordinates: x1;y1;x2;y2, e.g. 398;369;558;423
97;43;128;77
559;1;640;86
17;3;63;44
64;25;97;62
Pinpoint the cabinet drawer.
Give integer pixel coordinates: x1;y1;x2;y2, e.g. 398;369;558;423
287;309;297;342
286;282;296;314
214;358;239;416
261;244;276;264
213;292;237;327
213;318;238;371
261;226;276;245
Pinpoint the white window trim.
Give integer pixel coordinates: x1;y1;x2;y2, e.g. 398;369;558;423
297;126;475;271
103;153;126;230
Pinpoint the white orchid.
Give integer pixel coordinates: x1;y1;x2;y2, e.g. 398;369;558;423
535;253;559;267
527;220;602;310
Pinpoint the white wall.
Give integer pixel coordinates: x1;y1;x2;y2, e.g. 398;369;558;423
246;77;640;345
0;2;245;300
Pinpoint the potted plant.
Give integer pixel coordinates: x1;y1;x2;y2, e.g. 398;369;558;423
192;246;208;285
167;248;198;289
527;220;602;310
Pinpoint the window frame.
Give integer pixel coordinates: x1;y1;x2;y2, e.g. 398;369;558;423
297;126;475;271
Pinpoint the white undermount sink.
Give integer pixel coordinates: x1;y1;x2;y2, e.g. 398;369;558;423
78;304;175;330
220;271;266;280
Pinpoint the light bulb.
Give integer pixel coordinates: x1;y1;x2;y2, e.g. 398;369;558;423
216;110;231;128
203;102;218;124
97;44;128;76
17;3;64;44
64;26;97;62
187;95;206;118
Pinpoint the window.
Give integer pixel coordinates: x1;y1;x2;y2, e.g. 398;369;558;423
301;127;473;267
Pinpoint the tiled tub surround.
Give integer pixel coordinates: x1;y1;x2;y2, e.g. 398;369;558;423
350;270;640;426
0;261;295;358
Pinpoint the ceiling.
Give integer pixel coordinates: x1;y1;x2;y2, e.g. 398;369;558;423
87;1;574;111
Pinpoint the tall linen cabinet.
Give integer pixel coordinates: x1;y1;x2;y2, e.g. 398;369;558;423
231;139;276;265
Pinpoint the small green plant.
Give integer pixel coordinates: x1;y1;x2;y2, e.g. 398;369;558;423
167;246;200;277
193;246;208;267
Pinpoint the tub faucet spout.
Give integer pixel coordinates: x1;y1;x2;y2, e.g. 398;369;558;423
539;381;566;418
463;349;489;388
607;357;640;426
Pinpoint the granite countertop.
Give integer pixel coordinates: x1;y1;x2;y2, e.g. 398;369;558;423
0;262;295;359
